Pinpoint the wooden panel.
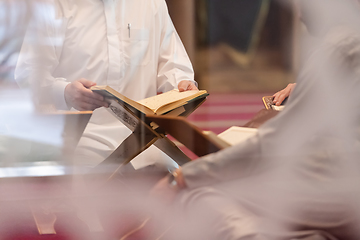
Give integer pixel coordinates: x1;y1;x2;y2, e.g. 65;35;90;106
166;0;195;62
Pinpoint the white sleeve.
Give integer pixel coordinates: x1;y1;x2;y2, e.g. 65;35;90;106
15;1;70;110
155;0;196;93
182;135;264;189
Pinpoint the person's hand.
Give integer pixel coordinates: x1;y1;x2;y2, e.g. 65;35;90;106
272;83;296;106
64;78;109;111
178;80;198;92
149;168;186;204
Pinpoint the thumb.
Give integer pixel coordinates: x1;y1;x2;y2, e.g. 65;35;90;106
178;80;190;92
78;78;96;89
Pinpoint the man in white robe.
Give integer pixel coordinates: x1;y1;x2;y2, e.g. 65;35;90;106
15;0;197;169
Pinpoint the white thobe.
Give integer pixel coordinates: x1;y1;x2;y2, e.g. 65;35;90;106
15;0;195;169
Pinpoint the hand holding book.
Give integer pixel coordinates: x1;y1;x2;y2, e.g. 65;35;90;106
262;96;286;111
272;83;295;106
64;78;109;111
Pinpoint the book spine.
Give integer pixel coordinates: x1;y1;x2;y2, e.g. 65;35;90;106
107;99;145;131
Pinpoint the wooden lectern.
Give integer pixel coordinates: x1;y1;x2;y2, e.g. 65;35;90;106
147;109;280;157
94;94;208;182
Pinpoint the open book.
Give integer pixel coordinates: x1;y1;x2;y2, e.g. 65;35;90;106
204;126;258;148
91;85;208;116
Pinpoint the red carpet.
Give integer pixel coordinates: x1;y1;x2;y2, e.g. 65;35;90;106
187;92;269;134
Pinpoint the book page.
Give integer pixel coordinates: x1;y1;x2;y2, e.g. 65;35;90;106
217;126;258;146
164;106;186;117
137;90;200;112
271;105;285;111
203;131;231;149
91;85;154;115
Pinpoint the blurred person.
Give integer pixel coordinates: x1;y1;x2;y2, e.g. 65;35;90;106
273;0;360;106
150;0;360;239
15;0;198;170
0;0;56;163
0;0;31;83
